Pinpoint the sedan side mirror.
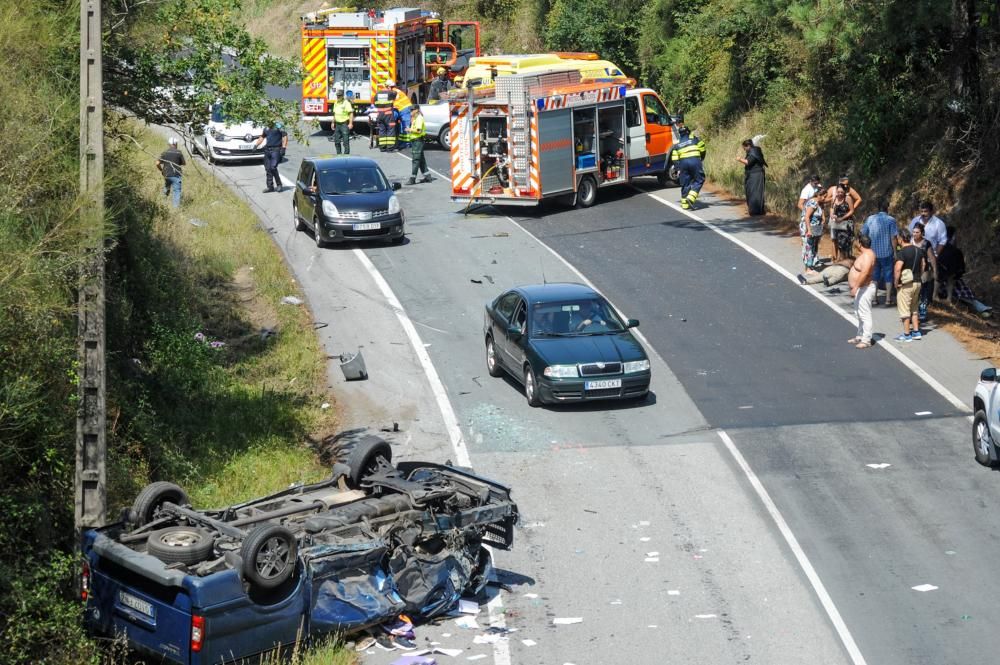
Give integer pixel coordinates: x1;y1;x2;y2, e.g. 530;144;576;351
391;181;402;191
626;318;640;328
507;324;523;338
982;367;998;383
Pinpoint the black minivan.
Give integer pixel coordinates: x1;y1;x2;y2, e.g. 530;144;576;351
292;156;405;246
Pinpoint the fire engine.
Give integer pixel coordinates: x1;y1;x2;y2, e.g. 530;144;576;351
449;70;680;208
300;7;479;130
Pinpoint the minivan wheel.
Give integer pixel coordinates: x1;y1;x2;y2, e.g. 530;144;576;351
575;175;597;208
313;215;327;248
344;436;393;488
293;202;306;231
486;337;502;377
147;526;214;565
974;410;996;467
130;481;189;527
241;524;298;590
524;365;541;407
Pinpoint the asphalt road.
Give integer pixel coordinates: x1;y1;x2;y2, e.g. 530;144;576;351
208;127;1000;665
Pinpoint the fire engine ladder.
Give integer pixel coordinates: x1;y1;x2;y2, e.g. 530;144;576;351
495;70;583;188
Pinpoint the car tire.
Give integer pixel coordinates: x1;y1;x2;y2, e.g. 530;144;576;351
319;121;333;133
146;526;214;565
130;481;189;527
524;364;542;407
293;202;306;231
390;234;405;245
575;175;597;208
486;336;503;377
241;524;298;590
345;436;393;488
973;409;996;467
313;215;327;248
438;126;451;151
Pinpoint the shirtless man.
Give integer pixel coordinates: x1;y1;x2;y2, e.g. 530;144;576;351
848;233;877;349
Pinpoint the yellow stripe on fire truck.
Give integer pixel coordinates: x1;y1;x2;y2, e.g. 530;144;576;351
302;38;327;98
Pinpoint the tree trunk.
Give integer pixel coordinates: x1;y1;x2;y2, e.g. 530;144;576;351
951;0;981;105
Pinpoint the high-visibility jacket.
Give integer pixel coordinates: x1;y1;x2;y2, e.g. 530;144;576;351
671;135;706;162
392;89;412;113
332;99;353;123
410;114;426;140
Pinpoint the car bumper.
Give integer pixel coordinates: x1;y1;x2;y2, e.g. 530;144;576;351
538;371;651;403
210;144;265;161
318;213;405;243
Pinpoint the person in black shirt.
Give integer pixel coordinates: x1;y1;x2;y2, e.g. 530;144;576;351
893;227;926;342
737;138;767;215
253;122;288;192
156;136;186;208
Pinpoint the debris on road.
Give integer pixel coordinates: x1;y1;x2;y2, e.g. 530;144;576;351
320;402;331;409
188;217;208;227
280;295;304;305
470;278;483;284
553;617;583;625
493;231;509;237
458;599;480;614
522;639;537;647
454;616;479;629
339;349;368;381
912;584;939;592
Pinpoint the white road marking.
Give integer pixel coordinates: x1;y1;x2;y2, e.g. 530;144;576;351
642;190;969;413
352;248;511;665
718;429;869;665
915;411;933;416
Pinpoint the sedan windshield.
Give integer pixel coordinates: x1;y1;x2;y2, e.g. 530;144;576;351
530;299;625;337
319;167;389;195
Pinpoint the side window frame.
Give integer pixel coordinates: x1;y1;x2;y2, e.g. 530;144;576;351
511;299;527;333
642;94;668;126
625;97;641;128
298;161;314;186
495;292;519;321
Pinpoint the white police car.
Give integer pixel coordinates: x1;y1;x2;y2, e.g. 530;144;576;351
973;367;1000;466
192;103;265;164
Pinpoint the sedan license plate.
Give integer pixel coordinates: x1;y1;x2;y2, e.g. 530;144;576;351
585;379;622;390
352;222;380;231
239;143;256;151
118;590;154;618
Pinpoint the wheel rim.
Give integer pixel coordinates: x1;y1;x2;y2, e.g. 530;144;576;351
255;536;292;580
440;128;451;150
487;340;496;370
314;218;322;245
581;179;594;204
160;530;201;548
525;369;534;400
976;421;992;458
293;204;298;228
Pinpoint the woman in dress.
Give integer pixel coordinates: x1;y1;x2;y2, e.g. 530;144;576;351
828;184;855;261
737;138;767;215
800;186;826;274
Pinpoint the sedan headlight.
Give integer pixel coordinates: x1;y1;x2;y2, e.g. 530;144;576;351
623;359;650;373
322;200;340;218
387;194;401;215
543;365;579;378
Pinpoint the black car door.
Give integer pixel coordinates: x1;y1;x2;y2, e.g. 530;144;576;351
489;292;519;369
502;299;527;371
296;161;316;226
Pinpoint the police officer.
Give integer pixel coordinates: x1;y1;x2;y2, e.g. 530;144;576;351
407;105;430;185
374;84;397;152
253;121;288;193
428;67;451;101
670;126;707;209
330;86;354;155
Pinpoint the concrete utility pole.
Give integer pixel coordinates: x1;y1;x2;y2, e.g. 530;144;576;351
75;0;107;535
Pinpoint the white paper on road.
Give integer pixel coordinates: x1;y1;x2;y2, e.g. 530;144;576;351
521;639;537;647
644;557;660;563
458;599;480;614
454;616;479;629
646;551;660;557
553;617;583;625
912;584;939;592
467;655;487;661
668;590;681;596
695;614;718;619
866;463;892;469
523;593;538;599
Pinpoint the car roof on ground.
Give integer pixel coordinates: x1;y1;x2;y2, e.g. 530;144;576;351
308;156;382;170
515;283;598;303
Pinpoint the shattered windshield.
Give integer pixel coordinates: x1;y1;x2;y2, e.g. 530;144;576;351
531;299;625;336
319;166;389;195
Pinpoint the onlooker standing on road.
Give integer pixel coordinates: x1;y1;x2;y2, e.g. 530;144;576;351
799;186;826;274
908;201;946;320
892;227;925;342
156;136;186;208
849;234;877;349
797;174;821;213
737;138;767;215
827;184;855;262
825;175;862;219
911;221;938;322
253;122;288;193
860;197;898;306
406;106;431;185
330;86;354;155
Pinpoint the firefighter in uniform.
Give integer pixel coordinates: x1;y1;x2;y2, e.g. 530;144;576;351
670;126;707;209
407;105;431;185
374;84;397;152
330;86;354;155
389;81;413;147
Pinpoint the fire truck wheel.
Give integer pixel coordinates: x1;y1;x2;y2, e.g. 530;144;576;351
130;482;190;527
575;175;598;208
319;121;333;133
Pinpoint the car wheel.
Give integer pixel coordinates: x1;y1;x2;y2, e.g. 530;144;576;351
241;524;298;590
130;481;189;527
486;336;503;377
575;175;597;208
973;409;996;467
390;234;405;245
524;364;542;407
146;526;214;565
293;202;306;231
313;215;327;248
344;435;393;488
438;126;451;151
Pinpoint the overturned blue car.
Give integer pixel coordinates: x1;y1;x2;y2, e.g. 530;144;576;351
81;437;518;664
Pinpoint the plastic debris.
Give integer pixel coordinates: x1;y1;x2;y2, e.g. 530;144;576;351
454;616;479;629
668;590;680;596
188;218;207;227
280;295;304;305
644;557;659;563
552;617;583;625
458;599;480;614
912;584;938;592
694;614;717;619
470;278;483;284
467;656;487;661
473;634;500;645
321;403;331;409
522;639;536;647
523;593;538;599
866;463;891;469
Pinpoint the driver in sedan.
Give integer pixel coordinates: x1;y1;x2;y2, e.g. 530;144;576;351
575;301;609;332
